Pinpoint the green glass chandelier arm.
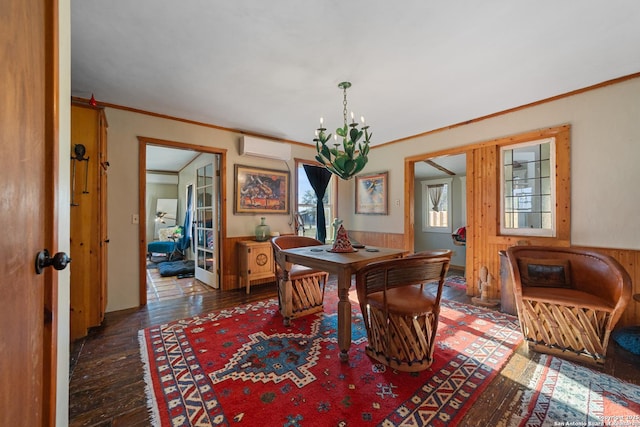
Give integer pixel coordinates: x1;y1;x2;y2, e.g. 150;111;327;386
342;139;351;156
358;142;370;156
349;128;363;144
353;156;367;175
329;145;341;158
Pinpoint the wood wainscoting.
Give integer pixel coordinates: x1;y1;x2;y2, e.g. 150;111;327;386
470;240;640;327
573;246;640;328
222;233;639;326
347;230;406;250
221;232;406;291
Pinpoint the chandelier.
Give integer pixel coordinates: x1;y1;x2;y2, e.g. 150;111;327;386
314;81;372;180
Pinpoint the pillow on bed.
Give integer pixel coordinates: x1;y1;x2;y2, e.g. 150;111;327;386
517;257;572;288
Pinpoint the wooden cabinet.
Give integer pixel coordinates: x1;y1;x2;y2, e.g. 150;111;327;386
237;240;275;294
70;104;109;341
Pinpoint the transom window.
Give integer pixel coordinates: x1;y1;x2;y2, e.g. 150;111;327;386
500;137;556;236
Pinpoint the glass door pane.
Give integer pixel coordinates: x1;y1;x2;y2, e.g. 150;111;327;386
195;161;217;288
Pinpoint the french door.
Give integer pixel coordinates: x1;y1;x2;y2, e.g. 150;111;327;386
195;162;218;288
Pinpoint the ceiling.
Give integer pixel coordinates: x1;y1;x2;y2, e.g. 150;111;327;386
72;1;640;153
414;154;467;180
146;145;201;173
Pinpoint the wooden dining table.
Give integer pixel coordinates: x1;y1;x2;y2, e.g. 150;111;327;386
276;244;408;361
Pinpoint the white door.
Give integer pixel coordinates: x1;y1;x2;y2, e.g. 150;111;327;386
195;162;218;288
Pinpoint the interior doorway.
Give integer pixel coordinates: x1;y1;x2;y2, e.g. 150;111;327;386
138;137;226;305
413;152;467;272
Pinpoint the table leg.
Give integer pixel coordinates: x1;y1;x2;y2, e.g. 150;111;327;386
337;273;352;361
279;268;293;326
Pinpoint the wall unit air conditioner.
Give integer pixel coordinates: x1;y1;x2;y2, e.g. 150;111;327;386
239;136;291;161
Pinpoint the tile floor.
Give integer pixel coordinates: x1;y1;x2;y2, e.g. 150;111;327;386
146;265;213;303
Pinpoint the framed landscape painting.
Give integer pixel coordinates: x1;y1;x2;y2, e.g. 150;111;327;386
234;164;290;214
355;171;388;215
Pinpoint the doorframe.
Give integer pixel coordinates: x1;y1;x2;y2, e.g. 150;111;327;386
404;147;472;276
44;0;59;423
137;137;227;305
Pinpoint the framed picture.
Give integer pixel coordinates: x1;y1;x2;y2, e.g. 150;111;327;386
234;164;290;214
355;171;388;215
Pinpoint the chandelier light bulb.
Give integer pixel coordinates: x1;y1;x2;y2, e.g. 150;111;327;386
313;81;372;180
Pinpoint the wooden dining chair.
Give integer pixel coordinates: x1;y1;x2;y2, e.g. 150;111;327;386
408;249;453;259
355;254;451;372
271;236;330;325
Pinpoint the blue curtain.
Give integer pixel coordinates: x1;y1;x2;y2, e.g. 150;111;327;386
303;164;332;243
178;184;193;252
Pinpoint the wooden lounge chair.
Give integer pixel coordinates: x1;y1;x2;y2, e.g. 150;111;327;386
506;246;632;365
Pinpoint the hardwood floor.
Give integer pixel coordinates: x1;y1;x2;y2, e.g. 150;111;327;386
68;274;640;426
145;266;210;303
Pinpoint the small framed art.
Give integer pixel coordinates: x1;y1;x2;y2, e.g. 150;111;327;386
355;171;388;215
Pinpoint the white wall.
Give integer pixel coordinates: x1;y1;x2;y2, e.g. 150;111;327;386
58;1;71;425
146;183;179;241
414;176;467;268
105;109;318;311
339;77;640;251
105;76;640;313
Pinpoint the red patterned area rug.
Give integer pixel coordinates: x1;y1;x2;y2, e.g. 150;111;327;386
510;355;640;427
139;287;521;426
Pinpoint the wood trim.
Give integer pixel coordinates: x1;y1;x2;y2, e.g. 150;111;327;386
376;74;640;149
464;153;475;289
71;96;311;149
138;140;147;305
404;158;415;252
138;137;228;302
74;74;640;151
413;122;640;325
404;125;571;299
44;0;58;423
404;124;571;164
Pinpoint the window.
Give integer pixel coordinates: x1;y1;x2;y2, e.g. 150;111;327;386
295;161;336;241
422;178;452;233
501;137;555;236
